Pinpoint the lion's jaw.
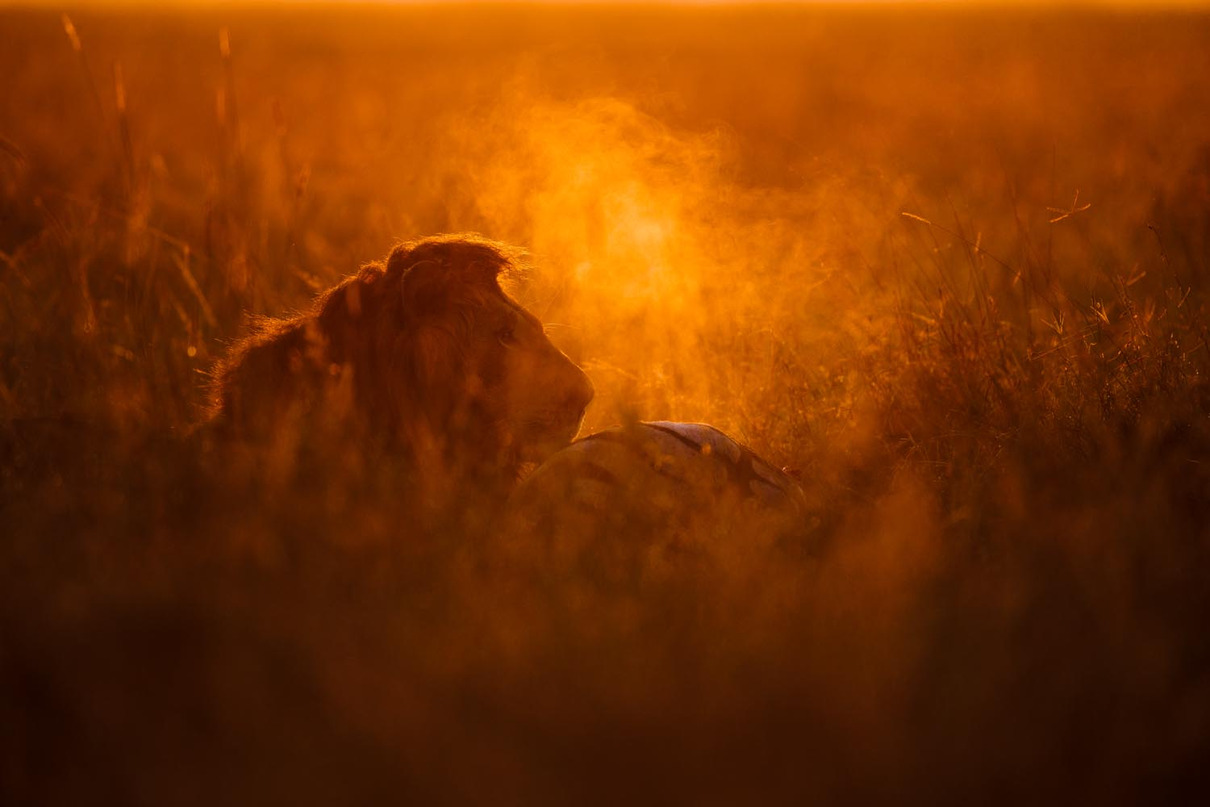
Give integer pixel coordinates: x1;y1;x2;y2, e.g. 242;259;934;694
512;406;588;464
496;330;594;467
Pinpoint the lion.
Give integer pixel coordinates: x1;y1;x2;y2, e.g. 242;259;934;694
207;234;594;498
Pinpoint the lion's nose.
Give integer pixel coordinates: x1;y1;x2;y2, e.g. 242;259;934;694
567;369;594;418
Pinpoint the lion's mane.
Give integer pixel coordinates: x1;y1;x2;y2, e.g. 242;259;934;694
208;234;533;479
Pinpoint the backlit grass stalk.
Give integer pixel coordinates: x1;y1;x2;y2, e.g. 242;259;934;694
59;15;123;191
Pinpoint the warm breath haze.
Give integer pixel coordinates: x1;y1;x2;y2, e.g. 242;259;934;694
2;1;1209;804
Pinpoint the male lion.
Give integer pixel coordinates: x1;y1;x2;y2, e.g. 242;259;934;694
208;234;594;497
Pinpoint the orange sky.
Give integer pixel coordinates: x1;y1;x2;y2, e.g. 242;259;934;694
9;0;1210;7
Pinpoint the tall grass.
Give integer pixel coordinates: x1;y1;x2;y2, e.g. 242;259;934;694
1;4;1208;804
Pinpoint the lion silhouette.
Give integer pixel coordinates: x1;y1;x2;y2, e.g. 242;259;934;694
208;234;594;494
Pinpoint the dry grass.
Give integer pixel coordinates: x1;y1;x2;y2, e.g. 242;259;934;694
2;3;1209;804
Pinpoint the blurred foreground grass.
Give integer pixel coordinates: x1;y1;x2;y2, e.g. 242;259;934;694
2;3;1210;803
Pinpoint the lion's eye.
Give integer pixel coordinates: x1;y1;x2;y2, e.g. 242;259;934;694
498;326;517;346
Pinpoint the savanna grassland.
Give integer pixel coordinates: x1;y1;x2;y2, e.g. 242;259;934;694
2;2;1210;803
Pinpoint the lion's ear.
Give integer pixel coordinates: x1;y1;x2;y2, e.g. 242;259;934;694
392;238;510;322
400;259;455;321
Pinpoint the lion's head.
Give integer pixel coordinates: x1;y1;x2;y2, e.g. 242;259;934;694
211;234;594;486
